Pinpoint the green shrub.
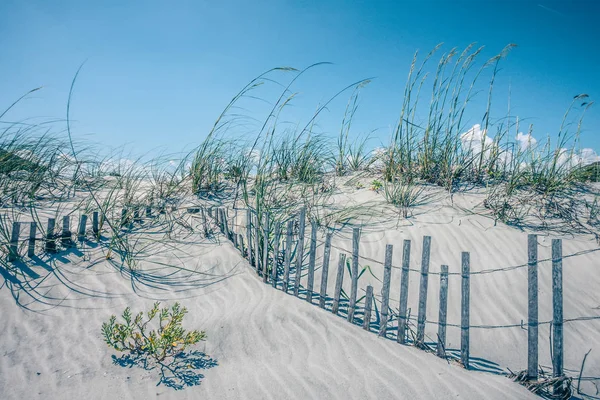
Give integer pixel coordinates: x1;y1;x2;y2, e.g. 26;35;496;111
101;302;205;363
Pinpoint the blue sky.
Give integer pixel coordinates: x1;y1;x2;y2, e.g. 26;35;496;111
1;0;599;157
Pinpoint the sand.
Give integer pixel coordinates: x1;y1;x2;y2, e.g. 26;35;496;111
1;184;598;399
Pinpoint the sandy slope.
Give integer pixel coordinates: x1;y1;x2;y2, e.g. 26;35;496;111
2;183;598;399
0;221;536;400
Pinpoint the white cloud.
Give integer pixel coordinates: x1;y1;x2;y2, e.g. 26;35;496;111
461;124;493;158
579;148;600;166
516;132;538;151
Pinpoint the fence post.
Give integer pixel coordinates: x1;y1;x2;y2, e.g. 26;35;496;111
239;234;244;257
92;211;99;237
45;218;56;253
28;222;37;257
262;212;270;283
461;251;470;369
282;220;294;293
379;244;393;337
332;253;346;315
416;236;432;347
78;214;88;240
527;234;539;380
145;206;152;218
398;239;411;344
293;207;306;297
271;222;281;288
348;227;360;323
246;209;253;264
134;206;141;223
437;265;449;358
8;222;20;261
306;221;317;303
319;232;333;309
363;285;373;331
62;216;72;247
552;239;565;395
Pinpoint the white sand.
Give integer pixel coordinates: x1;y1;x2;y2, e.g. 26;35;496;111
1;186;598;399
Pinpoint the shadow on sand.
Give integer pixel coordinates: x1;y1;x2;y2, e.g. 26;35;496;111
112;350;218;390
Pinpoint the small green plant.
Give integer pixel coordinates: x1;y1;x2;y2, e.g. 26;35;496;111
355;182;365;189
102;302;206;363
370;179;382;192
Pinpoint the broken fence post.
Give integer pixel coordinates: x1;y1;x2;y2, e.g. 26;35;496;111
363;285;373;331
8;221;20;262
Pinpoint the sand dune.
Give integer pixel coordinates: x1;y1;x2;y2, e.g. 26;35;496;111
2;186;598;399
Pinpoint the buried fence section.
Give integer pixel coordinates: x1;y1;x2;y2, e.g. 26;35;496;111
262;213;270;283
8;221;20;262
45;218;56;253
92;211;99;236
62;216;71;247
461;252;470;369
293;207;306;297
379;244;393;337
282;220;294;293
398;239;411;344
306;221;317;303
437;265;449;358
78;214;88;240
364;285;374;331
527;234;539;380
271;221;281;288
319;232;333;309
348;227;360;323
28;222;37;257
552;239;565;394
332;253;346;315
416;236;432;346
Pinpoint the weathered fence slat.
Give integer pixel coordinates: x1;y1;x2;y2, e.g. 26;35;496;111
379;244;393;337
271;222;281;288
262;213;270;283
246;209;252;264
398;239;411;344
145;206;152;218
527;234;539;380
78;214;88;239
28;221;37;257
45;218;56;253
319;232;333;309
552;239;564;394
222;208;230;240
62;216;71;247
437;265;449;358
282;220;294;293
461;251;470;369
306;221;317;303
363;285;373;331
254;211;260;272
416;236;432;346
8;222;20;261
332;253;346;315
134;207;141;223
293;207;306;297
92;211;99;236
348;227;360;323
121;208;128;227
